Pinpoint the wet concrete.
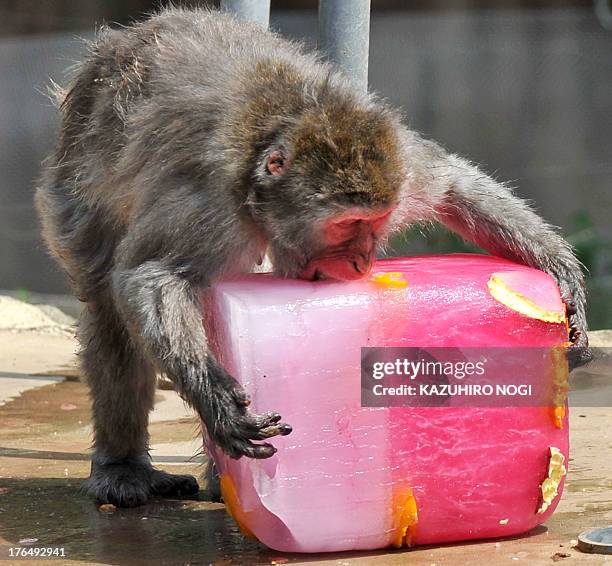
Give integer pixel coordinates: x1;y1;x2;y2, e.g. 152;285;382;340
0;324;612;564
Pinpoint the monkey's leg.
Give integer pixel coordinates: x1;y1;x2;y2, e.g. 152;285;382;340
81;303;199;507
420;142;591;368
112;261;292;461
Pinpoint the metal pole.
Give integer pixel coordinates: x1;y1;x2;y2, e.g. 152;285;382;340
318;0;371;95
220;0;271;29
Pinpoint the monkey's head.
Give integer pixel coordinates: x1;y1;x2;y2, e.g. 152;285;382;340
250;104;405;282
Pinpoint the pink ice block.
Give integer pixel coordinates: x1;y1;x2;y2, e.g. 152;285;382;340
202;254;570;553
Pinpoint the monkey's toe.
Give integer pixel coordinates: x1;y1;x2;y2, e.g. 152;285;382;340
150;470;200;498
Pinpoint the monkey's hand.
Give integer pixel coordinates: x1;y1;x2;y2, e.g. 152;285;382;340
559;287;592;370
407;137;593;370
439;182;592;370
113;259;292;460
202;357;292;459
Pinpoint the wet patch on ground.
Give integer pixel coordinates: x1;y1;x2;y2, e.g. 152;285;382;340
1;331;611;564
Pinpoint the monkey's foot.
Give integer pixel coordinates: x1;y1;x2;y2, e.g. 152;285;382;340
86;460;200;507
149;469;200;498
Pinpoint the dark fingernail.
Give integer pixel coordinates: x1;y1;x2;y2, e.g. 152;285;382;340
279;424;292;435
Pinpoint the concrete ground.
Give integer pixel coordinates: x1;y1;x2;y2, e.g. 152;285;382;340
0;297;611;565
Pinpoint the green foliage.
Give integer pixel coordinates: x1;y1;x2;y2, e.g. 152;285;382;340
385;223;480;257
565;210;608;275
566;210;612;330
14;288;31;303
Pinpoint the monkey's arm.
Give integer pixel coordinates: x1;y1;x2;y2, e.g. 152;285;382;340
112;187;291;459
399;137;590;366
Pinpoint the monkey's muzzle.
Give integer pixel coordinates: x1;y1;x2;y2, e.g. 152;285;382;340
298;254;374;282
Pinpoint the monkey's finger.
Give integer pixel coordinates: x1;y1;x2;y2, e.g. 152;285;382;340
567;324;592;370
278;423;292;435
237;411;281;430
241;412;286;435
254;411;282;427
229;440;278;459
249;423;293;440
569;326;579;343
564;300;577;316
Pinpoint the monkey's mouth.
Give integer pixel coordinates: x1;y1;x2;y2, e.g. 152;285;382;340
296;262;328;281
296;263;322;281
298;260;370;282
313;269;327;281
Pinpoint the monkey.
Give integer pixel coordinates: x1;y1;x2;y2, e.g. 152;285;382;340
35;7;590;508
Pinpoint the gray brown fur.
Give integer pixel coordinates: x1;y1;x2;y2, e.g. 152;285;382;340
36;7;589;507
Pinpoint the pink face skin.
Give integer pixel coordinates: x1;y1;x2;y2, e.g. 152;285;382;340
298;209;394;281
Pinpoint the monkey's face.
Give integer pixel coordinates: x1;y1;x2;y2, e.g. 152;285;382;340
252;108;404;281
295;207;394;281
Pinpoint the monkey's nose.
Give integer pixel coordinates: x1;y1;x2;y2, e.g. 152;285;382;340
353;254;373;276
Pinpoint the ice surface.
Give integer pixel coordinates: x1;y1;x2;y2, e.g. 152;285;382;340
202;254;570;553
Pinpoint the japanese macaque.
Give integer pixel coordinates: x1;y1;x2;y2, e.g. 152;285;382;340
36;7;589;507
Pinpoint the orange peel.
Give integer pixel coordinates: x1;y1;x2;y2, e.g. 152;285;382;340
391;486;418;547
537;447;566;514
487;274;565;323
372;272;408;289
219;473;258;539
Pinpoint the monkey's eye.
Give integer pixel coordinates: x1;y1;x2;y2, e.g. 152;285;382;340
266;149;289;177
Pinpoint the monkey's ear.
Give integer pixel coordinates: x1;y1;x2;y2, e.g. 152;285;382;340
265;147;289;177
